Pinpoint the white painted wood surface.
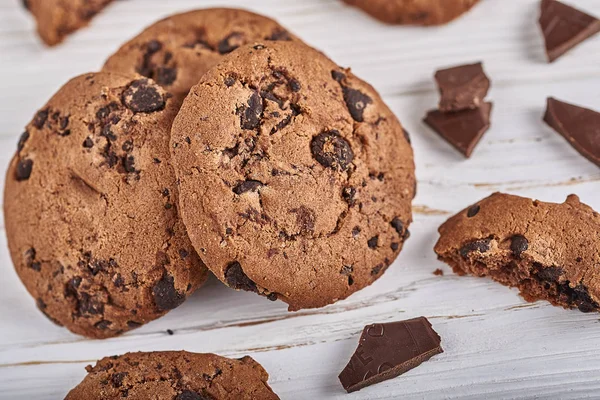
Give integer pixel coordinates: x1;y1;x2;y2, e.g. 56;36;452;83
1;0;600;398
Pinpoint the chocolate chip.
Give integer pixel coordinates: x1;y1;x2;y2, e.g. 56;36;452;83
166;329;174;335
218;32;244;54
510;235;528;258
127;321;142;328
152;274;185;311
25;248;41;271
371;264;384;276
459;238;491;258
224;75;236;87
176;391;206;400
233;180;263;195
268;29;292;41
122;79;165;113
367;236;379;249
155;67;177;86
267;293;278;301
535;265;563;282
224;262;257;293
15;159;33;181
179;249;189;259
289;79;301;92
83;137;94;148
18;131;30;151
331;70;346;82
111;372;128;388
94;320;111;330
239;91;263;130
390;217;406;236
32;109;48;129
467;204;480;218
391;242;399;251
147;40;162;53
77;292;104;315
342;87;372;122
342;187;357;205
311;130;354;171
122;155;137;173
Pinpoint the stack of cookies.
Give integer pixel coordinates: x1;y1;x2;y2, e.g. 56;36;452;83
4;8;415;340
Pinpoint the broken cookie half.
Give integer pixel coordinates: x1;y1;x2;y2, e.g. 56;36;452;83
435;193;600;313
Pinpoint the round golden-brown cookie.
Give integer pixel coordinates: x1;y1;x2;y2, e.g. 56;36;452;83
170;41;415;311
23;0;113;46
342;0;481;25
103;8;298;106
435;193;600;313
4;72;207;339
65;351;280;399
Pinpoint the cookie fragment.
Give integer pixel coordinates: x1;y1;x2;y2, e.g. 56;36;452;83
435;193;600;313
539;0;600;62
424;102;493;157
24;0;114;46
342;0;481;26
65;351;280;399
435;62;490;112
544;97;600;168
339;317;443;393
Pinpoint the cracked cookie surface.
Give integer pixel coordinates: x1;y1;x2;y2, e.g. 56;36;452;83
103;8;298;106
23;0;113;46
65;351;279;399
435;193;600;313
171;41;415;311
342;0;480;25
4;72;207;338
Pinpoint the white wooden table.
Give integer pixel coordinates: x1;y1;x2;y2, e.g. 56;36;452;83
1;0;600;398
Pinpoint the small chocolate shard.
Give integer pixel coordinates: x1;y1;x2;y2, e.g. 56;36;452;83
424;102;493;158
339;317;443;393
435;62;490;112
539;0;600;62
224;262;257;293
544;97;600;168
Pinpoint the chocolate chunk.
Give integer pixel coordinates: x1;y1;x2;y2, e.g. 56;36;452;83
32;109;48;129
155;67;177;86
311;130;354;171
367;236;379;249
233;180;263;195
544;97;600;168
534;265;564;282
224;75;236;87
539;0;600;62
268;29;292;41
224;262;257;293
77;292;104;315
424;102;493;158
176;390;206;400
94;320;111;330
459;238;491;258
123;155;136;173
339;317;443;393
122;79;165;113
18;131;30;151
111;372;127;387
435;62;490;112
467;204;480;218
390;217;407;237
342;87;372;122
152;274;185;311
289;79;301;92
510;235;529;258
16;159;33;181
218;32;244;54
240;91;263;130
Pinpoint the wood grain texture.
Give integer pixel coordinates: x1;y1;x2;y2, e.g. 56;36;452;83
1;0;600;398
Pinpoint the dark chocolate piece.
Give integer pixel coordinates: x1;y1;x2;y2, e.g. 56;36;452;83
539;0;600;62
338;317;443;393
544;97;600;168
435;62;490;112
424;102;492;158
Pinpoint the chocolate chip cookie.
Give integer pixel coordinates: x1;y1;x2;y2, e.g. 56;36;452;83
103;8;297;106
4;72;207;338
23;0;113;46
435;193;600;313
171;41;415;311
65;351;280;399
342;0;481;25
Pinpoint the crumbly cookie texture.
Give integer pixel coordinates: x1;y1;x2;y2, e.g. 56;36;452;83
103;8;298;106
23;0;113;46
435;193;600;312
171;41;415;311
4;72;207;338
342;0;480;25
65;351;280;400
